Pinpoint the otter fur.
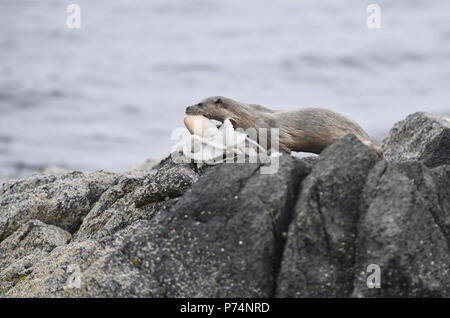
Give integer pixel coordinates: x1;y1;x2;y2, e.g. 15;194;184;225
185;96;384;158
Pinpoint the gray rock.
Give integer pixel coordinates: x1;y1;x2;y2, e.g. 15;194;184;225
5;155;311;297
277;134;450;298
0;171;118;242
126;155;310;297
276;134;380;297
420;128;450;168
0;120;448;297
352;161;450;297
4;221;173;297
0;220;71;294
4;239;103;297
132;153;201;208
382;112;450;167
74;153;200;241
0;152;199;245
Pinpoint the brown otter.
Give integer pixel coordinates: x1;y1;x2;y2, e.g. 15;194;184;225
185;96;384;158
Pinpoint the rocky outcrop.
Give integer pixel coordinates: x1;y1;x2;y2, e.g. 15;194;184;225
352;161;450;297
276;135;380;297
0;171;118;242
73;154;200;242
382;112;450;167
1;154;312;297
0;220;71;294
0;112;448;298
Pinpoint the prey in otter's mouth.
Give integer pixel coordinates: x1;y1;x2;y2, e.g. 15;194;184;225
185;96;385;158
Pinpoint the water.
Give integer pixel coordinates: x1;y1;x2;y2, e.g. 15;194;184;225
1;0;449;179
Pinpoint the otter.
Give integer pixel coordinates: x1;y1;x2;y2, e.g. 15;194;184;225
185;96;384;158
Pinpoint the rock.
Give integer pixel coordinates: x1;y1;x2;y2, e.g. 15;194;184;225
0;115;448;297
5;155;312;297
0;152;199;245
277;134;450;297
3;239;103;297
4;221;176;297
74;153;200;241
294;155;318;169
0;220;71;294
382;112;450;167
276;134;380;297
124;155;310;297
420;128;450;168
0;171;118;242
132;153;201;208
352;161;450;297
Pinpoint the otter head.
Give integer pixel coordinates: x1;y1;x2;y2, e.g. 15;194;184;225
185;96;236;123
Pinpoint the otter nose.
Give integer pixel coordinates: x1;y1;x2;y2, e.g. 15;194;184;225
186;106;193;113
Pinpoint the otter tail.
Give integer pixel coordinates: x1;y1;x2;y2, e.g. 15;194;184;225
361;139;385;160
373;145;386;160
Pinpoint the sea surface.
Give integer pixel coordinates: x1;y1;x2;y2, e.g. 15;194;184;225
1;0;449;179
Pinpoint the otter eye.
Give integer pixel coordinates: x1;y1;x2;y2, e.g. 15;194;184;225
215;98;222;105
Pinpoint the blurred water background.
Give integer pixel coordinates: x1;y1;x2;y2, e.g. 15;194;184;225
0;0;449;179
